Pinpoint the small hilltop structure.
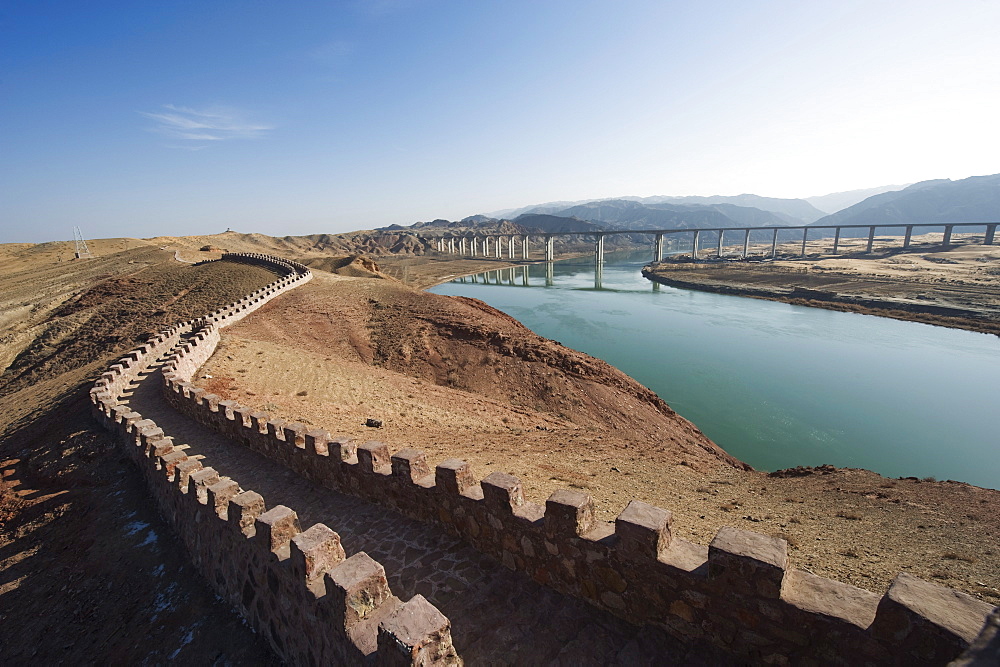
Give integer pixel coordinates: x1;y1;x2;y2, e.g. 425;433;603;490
73;226;93;259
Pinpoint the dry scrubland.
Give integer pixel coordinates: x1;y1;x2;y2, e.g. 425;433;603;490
1;232;998;662
645;233;1000;334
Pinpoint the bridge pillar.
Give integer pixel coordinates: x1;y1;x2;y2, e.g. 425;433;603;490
496;236;502;258
866;227;875;253
771;228;779;258
692;230;700;260
903;225;913;249
545;235;554;262
460;237;467;256
508;235;515;258
943;224;954;246
742;229;750;258
595;260;603;290
800;227;808;257
595;233;605;265
986;224;997;245
545;261;554;286
654;233;664;262
449;237;455;254
522;235;529;259
833;227;842;254
717;230;724;258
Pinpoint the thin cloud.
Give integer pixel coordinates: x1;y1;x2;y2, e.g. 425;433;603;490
139;105;272;144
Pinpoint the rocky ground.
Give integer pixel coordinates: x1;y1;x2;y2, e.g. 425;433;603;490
643;233;1000;335
1;233;997;663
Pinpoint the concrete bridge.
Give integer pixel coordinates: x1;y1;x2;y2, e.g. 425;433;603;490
435;222;998;264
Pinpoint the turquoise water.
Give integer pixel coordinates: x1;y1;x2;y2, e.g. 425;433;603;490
430;252;1000;489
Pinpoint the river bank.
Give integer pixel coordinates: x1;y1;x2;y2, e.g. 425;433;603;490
642;240;1000;336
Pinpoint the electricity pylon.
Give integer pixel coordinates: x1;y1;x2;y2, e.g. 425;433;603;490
73;226;92;259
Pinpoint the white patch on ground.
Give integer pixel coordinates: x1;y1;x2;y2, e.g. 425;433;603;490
168;623;200;660
151;582;180;617
123;520;150;537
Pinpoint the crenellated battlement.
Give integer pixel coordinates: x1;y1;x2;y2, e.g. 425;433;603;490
93;251;997;664
89;254;460;665
163;359;998;662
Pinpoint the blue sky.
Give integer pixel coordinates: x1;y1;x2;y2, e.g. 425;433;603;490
3;0;999;243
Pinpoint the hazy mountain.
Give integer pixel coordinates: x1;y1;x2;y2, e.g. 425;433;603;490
550;198;797;231
805;185;909;214
810;174;1000;227
650;202;799;227
551;200;730;230
487;200;598;220
459;214;498;225
629;194;826;224
513;214;601;233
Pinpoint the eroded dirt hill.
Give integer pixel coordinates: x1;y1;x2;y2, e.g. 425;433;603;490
196;269;1000;609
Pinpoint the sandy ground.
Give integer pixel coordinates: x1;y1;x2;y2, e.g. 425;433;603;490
644;233;1000;335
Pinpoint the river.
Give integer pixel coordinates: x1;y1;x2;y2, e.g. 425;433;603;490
430;251;1000;489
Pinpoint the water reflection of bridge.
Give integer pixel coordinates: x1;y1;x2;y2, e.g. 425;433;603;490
452;262;660;292
435;222;998;264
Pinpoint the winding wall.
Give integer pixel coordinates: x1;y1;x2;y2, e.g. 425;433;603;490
90;253;460;665
94;252;998;665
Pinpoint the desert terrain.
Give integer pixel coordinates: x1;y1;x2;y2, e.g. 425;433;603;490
1;232;998;663
644;233;1000;335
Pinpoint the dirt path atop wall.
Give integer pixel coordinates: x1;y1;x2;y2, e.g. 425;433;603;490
195;270;1000;608
127;360;731;664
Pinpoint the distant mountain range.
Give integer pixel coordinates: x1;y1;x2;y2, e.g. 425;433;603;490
624;194;827;223
487;195;826;227
381;174;998;236
804;185;909;215
484;186;908;225
810;174;1000;227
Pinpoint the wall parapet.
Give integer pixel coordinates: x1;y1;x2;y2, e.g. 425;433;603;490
158;256;998;664
89;254;460;665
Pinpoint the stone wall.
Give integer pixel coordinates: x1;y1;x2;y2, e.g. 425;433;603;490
89;254;460;665
158;256;998;664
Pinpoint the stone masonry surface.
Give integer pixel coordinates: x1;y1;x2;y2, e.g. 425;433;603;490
90;254;461;665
